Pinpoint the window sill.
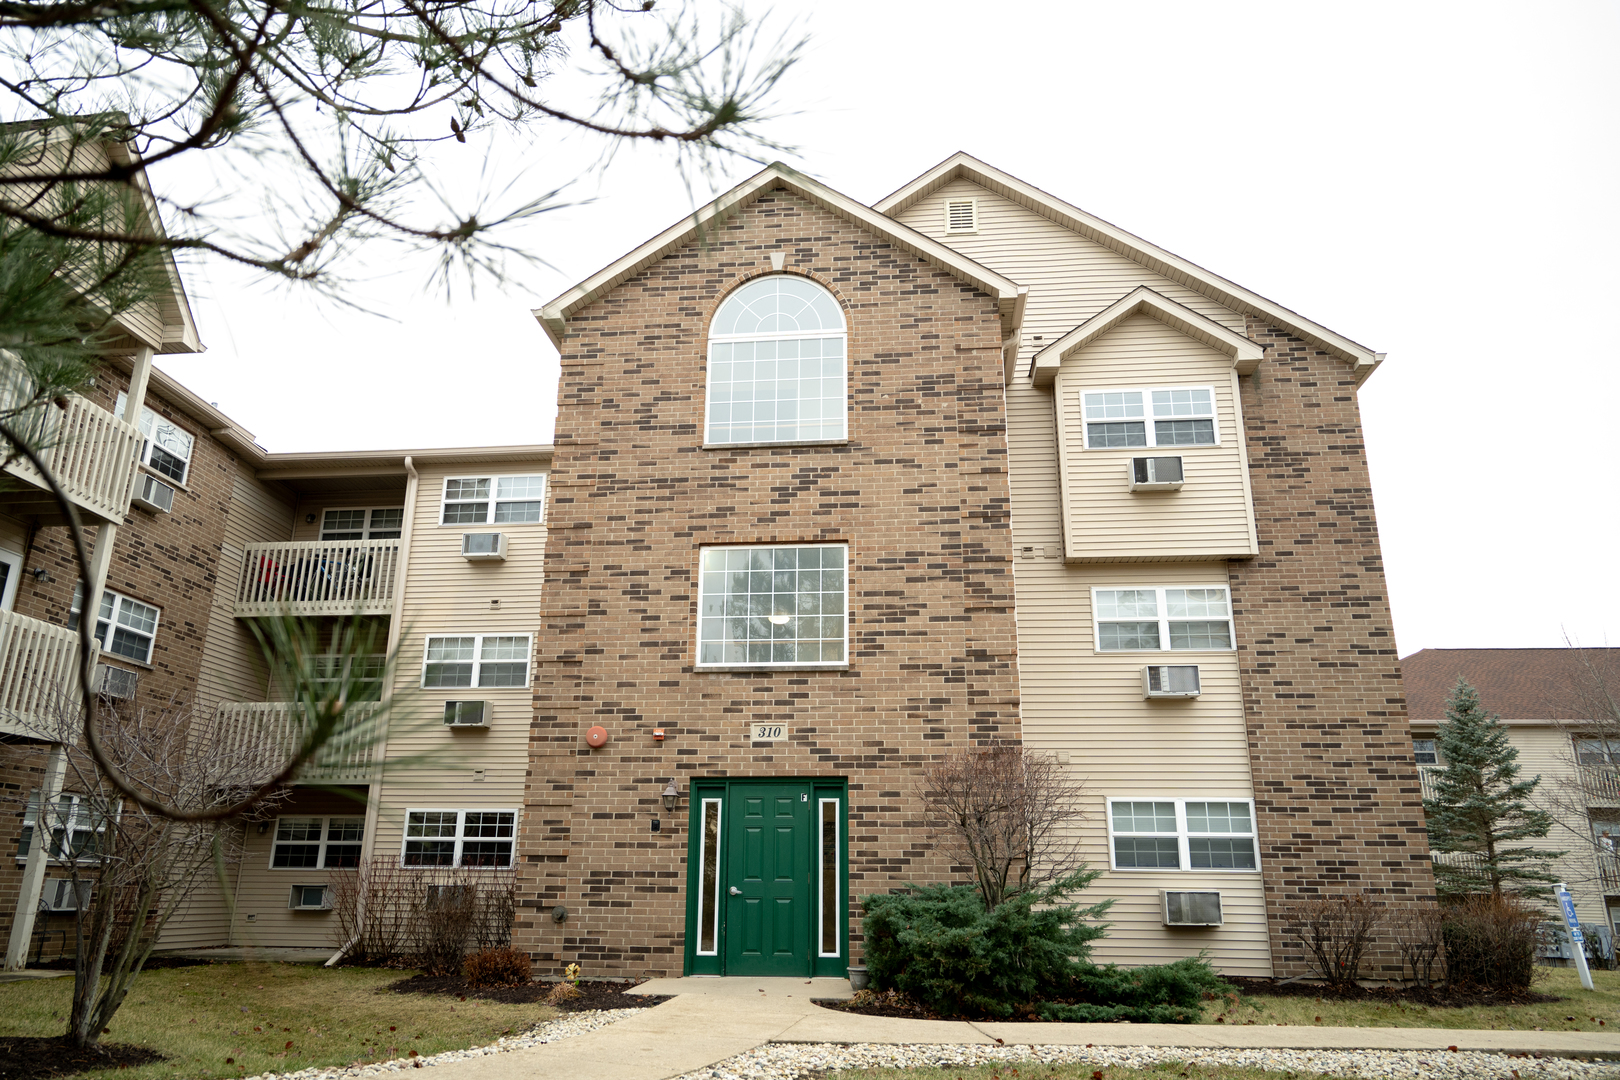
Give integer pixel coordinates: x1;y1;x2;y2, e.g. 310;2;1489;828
697;663;850;673
99;656;155;671
702;439;849;451
137;463;190;494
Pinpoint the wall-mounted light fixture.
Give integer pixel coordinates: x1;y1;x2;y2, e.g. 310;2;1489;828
661;780;681;812
305;513;317;524
256;821;270;836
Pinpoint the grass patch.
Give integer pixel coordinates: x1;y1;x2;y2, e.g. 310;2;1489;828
0;962;556;1080
1204;967;1620;1031
828;1064;1346;1080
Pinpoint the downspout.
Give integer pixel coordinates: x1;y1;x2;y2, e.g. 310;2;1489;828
327;455;417;965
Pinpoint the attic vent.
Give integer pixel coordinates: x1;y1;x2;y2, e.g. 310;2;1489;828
945;199;977;233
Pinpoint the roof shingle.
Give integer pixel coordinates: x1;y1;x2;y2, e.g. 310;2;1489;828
1403;648;1620;721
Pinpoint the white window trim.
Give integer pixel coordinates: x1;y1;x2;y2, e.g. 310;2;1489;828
694;542;851;670
1090;585;1234;653
116;392;195;485
1413;738;1439;766
1080;385;1220;450
267;815;365;871
400;808;520;868
70;585;160;666
0;548;21;612
695;797;723;957
16;791;116;864
704;275;849;447
419;633;533;689
438;474;548;526
1105;797;1259;873
320;506;405;541
817;796;841;958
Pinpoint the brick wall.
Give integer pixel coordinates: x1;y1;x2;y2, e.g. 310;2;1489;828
1229;319;1435;978
513;188;1022;977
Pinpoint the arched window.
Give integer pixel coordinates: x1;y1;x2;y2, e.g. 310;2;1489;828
706;275;847;445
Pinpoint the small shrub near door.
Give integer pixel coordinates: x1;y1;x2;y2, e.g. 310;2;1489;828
462;946;533;987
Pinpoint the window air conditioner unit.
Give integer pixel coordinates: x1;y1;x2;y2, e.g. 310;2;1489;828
1143;664;1200;698
461;532;507;560
1129;456;1184;491
443;700;491;728
1163;890;1223;927
93;664;138;701
40;878;92;913
132;473;175;514
288;885;332;911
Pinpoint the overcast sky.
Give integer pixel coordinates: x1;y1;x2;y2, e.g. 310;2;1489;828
147;0;1619;659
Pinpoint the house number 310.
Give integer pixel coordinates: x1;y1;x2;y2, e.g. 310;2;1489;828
751;724;787;741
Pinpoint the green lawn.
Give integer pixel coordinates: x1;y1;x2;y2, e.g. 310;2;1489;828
0;963;556;1080
1208;967;1620;1031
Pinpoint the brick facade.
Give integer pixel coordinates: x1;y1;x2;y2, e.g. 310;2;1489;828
1229;319;1435;978
512;187;1022;976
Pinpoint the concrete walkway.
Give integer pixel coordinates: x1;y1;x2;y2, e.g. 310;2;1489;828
415;977;1620;1080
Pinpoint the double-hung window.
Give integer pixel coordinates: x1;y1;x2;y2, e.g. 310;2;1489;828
697;544;847;665
1577;739;1620;765
69;585;160;664
706;275;847;445
16;791;113;860
312;654;387;702
1108;799;1258;871
421;634;531;688
1413;739;1438;765
116;392;195;483
321;508;404;540
1093;586;1232;651
402;809;516;867
440;476;546;525
269;816;364;869
1082;386;1217;449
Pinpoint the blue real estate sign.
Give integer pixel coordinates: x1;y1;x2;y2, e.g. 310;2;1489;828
1559;889;1585;944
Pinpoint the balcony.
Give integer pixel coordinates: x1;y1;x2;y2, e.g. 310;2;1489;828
0;378;143;526
0;609;92;740
234;538;402;618
1580;766;1620;806
209;700;379;784
1418;766;1442;802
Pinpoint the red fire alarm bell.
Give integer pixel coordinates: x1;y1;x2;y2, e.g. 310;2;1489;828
652;729;665;741
585;725;609;748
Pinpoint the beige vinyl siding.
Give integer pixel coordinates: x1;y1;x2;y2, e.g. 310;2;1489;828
1054;314;1257;562
0;517;26;558
367;462;547;872
155;840;242;948
194;470;294;713
223;787;366;949
898;182;1268;973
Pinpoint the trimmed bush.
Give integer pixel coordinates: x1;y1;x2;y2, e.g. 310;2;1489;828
1442;893;1539;992
462;946;533;987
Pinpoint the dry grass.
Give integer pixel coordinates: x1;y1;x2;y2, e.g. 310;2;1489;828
1204;967;1620;1031
0;962;555;1080
829;1064;1345;1080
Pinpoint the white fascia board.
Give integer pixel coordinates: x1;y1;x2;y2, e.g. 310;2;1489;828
107;138;204;355
533;163;1022;350
1030;286;1264;387
876;153;1382;377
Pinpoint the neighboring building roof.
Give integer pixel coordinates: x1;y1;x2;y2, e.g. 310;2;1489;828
1404;647;1620;721
533;162;1027;351
874;152;1384;384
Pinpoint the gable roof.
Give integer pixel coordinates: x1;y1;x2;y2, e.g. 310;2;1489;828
1403;647;1620;721
534;163;1026;351
874;153;1383;384
1029;286;1264;388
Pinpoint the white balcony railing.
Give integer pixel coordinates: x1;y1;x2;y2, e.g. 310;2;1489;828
234;539;402;618
210;700;379;784
1419;766;1442;803
0;373;143;523
0;609;93;739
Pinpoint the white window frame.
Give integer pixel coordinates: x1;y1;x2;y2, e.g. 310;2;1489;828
267;815;365;870
116;392;195;485
1091;585;1234;653
400;808;519;868
1576;738;1620;765
420;633;533;689
438;475;547;526
16;791;116;863
69;585;160;665
1105;798;1259;873
0;548;21;612
705;274;848;446
1413;739;1438;766
695;542;850;668
1080;385;1220;450
320;507;405;541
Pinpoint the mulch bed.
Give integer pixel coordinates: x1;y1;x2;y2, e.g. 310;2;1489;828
0;1036;164;1080
1223;975;1562;1008
385;973;670;1011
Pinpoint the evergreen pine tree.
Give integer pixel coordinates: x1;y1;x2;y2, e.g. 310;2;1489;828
1423;677;1565;898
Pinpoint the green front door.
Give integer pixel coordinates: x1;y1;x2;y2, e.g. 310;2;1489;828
724;782;810;976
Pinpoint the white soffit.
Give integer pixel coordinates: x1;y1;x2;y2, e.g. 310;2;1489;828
533;163;1024;350
1030;286;1265;388
874;153;1383;383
